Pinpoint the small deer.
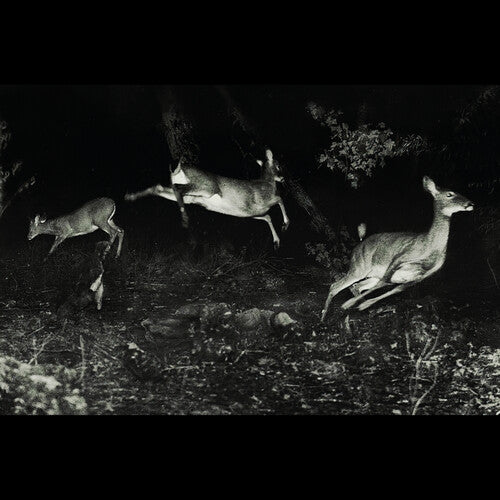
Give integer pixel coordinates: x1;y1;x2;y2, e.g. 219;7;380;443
320;176;474;321
125;149;289;249
28;197;124;259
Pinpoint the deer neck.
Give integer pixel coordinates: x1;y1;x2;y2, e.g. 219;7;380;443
425;202;451;253
260;164;276;185
37;220;58;236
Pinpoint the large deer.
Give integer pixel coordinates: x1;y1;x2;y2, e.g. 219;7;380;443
28;197;124;259
125;149;289;249
320;176;474;321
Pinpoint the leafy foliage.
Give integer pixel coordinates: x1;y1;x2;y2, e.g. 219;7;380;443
307;102;428;188
0;119;35;218
305;225;355;278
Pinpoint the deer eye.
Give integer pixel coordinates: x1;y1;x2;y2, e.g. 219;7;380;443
446;192;454;198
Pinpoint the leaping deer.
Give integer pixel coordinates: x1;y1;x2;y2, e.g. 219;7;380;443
320;176;474;321
125;149;290;249
28;197;124;259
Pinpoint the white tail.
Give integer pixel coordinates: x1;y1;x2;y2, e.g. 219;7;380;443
320;176;474;321
357;222;367;241
125;149;289;250
28;197;124;259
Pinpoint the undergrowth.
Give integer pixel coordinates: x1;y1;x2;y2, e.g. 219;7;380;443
0;236;499;414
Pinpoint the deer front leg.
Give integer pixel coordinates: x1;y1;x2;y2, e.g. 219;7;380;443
115;230;124;257
45;235;66;260
277;198;290;232
254;214;280;250
106;220;124;258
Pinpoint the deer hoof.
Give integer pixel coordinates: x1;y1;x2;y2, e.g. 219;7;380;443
273;240;280;251
282;221;290;232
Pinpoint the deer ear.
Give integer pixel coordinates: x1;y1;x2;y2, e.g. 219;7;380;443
39;214;47;224
423;176;439;196
265;149;273;163
256;159;263;167
33;214;40;224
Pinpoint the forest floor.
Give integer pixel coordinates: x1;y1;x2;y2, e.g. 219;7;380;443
1;239;500;415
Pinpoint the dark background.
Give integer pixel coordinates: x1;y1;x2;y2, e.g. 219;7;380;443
0;85;494;271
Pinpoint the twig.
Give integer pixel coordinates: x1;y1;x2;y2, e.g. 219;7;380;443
0;176;35;220
92;343;121;362
79;335;86;387
486;258;499;289
412;363;439;416
28;332;54;365
407;332;440;415
26;325;45;336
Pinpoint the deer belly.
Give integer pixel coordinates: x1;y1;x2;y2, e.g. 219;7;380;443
71;225;99;237
196;194;254;217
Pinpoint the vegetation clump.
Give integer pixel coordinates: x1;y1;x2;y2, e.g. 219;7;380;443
0;356;87;415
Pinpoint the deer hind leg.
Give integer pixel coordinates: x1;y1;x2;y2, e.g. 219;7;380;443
342;280;394;310
321;272;366;322
172;184;189;228
254;214;280;250
94;281;104;310
124;184;173;202
349;277;381;296
357;283;412;311
277;197;290;232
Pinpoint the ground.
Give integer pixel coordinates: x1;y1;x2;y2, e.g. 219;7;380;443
1;238;500;415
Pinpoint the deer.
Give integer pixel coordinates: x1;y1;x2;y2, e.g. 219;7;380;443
27;197;124;259
320;176;474;321
124;149;290;250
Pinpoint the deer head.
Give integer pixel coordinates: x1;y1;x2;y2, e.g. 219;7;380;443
27;214;47;240
257;149;284;183
423;176;474;216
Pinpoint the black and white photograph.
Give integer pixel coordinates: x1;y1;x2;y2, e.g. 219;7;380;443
0;83;499;416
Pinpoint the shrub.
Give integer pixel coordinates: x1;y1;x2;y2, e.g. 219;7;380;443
307;102;428;188
305;225;354;278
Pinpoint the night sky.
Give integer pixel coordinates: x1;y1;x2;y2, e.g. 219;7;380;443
0;85;489;257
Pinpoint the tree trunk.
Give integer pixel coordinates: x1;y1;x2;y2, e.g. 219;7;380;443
215;85;337;242
157;86;200;232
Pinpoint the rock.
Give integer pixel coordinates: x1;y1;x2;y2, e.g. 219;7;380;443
234;308;274;333
271;312;297;328
270;311;301;338
175;302;232;325
200;303;232;331
141;317;189;338
174;303;205;318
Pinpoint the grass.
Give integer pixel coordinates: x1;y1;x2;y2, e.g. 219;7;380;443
1;235;500;415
